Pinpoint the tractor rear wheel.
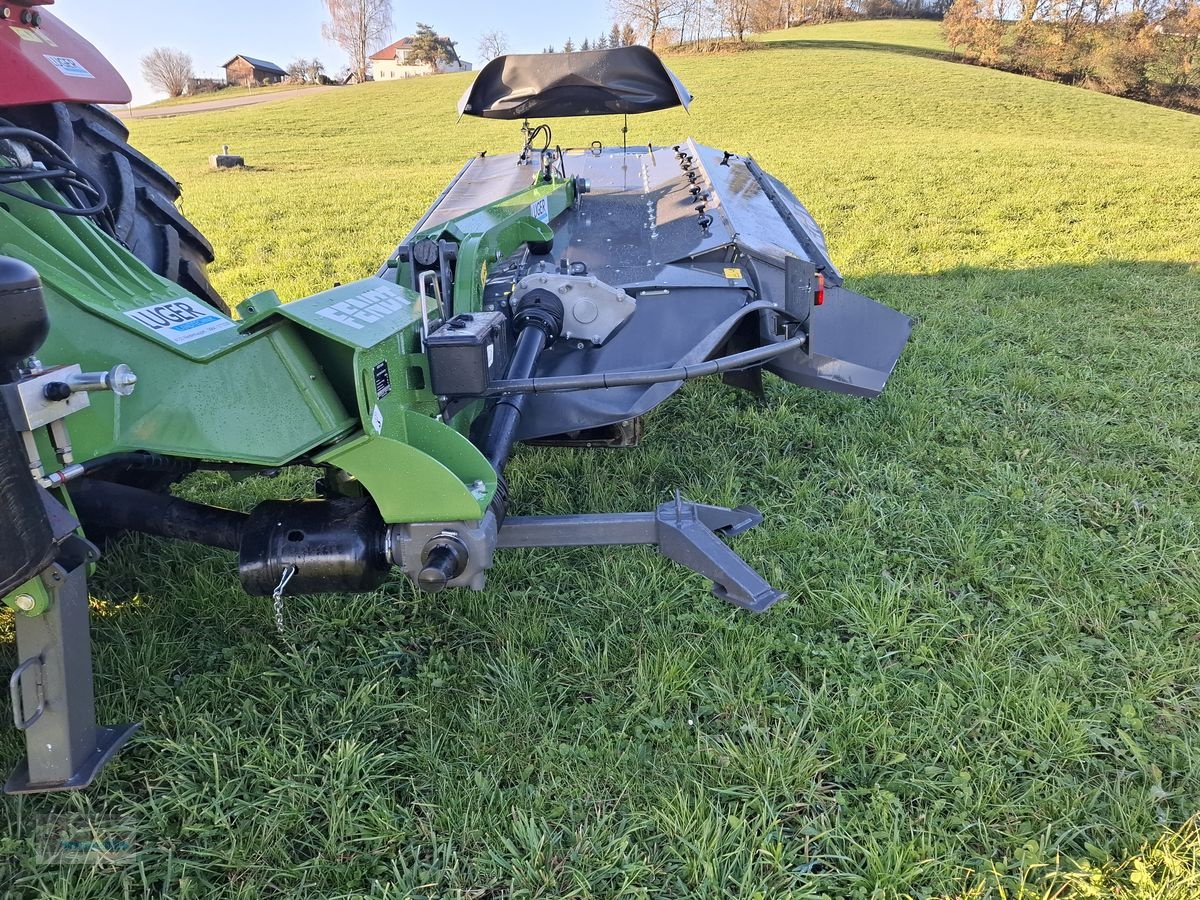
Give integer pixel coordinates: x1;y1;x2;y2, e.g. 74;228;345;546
1;101;228;500
1;102;228;314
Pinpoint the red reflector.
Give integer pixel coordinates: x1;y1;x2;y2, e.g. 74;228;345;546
815;273;826;306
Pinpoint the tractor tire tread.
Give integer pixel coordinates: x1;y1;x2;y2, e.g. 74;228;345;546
2;101;228;314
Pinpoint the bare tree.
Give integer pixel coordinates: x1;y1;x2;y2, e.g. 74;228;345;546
478;30;509;62
716;0;755;38
322;0;393;84
140;47;194;98
287;57;310;82
610;0;682;48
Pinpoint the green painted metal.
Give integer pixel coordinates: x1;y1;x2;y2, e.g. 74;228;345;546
0;164;583;530
313;425;492;523
0;177;356;465
0;171;502;525
1;577;51;618
401;178;576;314
256;279;498;521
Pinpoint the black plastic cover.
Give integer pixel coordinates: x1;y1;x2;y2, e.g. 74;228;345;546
0;257;49;381
457;46;691;120
427;312;510;397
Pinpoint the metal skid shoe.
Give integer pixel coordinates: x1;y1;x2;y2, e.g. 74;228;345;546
5;532;140;794
498;493;785;612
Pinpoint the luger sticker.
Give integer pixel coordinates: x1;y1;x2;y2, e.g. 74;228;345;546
125;299;236;345
44;55;93;79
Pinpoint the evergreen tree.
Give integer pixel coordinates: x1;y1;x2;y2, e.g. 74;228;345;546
621;23;636;47
563;37;576;53
597;33;608;50
409;23;451;71
610;23;622;47
581;37;591;51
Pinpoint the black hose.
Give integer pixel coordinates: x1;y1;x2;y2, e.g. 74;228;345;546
485;331;808;397
70;479;246;551
520;122;553;162
0;124;110;216
75;451;195;478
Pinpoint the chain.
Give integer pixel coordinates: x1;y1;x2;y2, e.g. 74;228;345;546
272;565;296;636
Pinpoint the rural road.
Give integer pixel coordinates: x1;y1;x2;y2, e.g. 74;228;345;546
114;85;339;119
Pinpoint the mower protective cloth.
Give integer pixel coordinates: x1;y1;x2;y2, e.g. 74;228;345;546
457;45;692;119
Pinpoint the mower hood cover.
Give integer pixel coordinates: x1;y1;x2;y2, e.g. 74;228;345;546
457;46;692;119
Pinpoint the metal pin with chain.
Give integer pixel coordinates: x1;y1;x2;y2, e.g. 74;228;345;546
272;565;296;636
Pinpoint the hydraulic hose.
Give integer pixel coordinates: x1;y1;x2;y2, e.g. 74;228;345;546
484;330;808;397
76;451;194;477
0;124;110;217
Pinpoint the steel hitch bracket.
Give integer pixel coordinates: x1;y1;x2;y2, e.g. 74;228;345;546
5;531;139;794
496;492;785;612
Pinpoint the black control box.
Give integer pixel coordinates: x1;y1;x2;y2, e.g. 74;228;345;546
426;312;510;398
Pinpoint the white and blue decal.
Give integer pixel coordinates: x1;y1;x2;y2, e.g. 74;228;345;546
124;299;236;345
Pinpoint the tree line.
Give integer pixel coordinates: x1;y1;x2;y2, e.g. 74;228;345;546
543;24;640;54
943;0;1200;109
609;0;950;48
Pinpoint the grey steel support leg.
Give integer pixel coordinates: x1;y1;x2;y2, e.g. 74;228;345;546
497;493;785;612
5;536;139;794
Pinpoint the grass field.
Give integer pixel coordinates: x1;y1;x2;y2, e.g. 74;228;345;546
3;18;1200;899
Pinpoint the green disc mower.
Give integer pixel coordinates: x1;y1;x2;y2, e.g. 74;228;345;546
0;7;911;793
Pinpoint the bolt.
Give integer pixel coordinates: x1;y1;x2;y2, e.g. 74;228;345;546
14;594;36;612
108;364;138;396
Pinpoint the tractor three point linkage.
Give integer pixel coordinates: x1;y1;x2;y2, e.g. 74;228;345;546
0;2;911;793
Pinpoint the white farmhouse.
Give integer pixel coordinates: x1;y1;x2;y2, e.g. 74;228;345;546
370;37;472;79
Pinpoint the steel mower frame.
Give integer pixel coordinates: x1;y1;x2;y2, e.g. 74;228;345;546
0;6;912;793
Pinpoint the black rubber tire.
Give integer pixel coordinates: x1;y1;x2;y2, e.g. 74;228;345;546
0;102;224;501
1;102;229;314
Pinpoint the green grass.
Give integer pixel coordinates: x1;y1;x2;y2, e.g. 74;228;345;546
3;19;1200;899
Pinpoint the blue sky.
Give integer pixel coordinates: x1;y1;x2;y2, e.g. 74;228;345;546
52;0;615;105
